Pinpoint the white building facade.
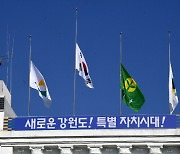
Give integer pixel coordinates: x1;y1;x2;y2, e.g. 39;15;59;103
0;128;180;154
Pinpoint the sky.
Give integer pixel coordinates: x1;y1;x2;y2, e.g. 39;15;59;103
0;0;180;117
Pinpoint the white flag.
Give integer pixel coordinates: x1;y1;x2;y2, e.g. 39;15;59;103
76;43;94;88
169;62;178;114
30;61;52;107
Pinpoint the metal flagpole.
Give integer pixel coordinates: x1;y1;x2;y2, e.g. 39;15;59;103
120;32;123;115
168;31;171;114
28;35;32;116
6;29;10;87
73;8;78;116
10;37;14;94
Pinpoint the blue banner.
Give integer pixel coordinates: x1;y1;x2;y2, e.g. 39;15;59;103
3;115;178;131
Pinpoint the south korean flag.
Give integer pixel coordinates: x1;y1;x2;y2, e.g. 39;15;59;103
75;43;94;88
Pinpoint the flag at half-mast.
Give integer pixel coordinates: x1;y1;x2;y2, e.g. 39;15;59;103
76;43;94;88
169;62;178;114
30;61;52;107
120;64;145;112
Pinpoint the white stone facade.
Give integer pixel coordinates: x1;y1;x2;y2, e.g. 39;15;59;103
0;129;180;154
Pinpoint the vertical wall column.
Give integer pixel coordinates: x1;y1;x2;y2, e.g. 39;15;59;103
29;146;44;154
0;112;4;131
148;145;163;154
58;145;73;154
117;145;132;154
88;145;102;154
1;146;13;154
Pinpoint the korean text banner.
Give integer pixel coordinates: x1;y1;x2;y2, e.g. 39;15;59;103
3;115;179;131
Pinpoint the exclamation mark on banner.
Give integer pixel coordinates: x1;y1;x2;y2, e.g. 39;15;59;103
88;117;93;128
161;116;166;127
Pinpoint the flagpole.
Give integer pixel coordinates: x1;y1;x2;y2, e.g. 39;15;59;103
120;32;123;115
6;28;10;88
28;35;32;116
168;31;171;114
73;8;78;116
10;37;14;94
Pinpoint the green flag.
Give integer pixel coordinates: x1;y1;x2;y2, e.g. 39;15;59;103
120;64;145;112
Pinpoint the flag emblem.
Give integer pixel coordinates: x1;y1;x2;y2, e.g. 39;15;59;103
172;79;176;94
37;79;47;97
125;78;137;92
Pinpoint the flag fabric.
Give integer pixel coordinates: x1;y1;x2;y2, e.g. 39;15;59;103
169;62;178;114
30;61;51;107
75;43;94;88
120;64;145;112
